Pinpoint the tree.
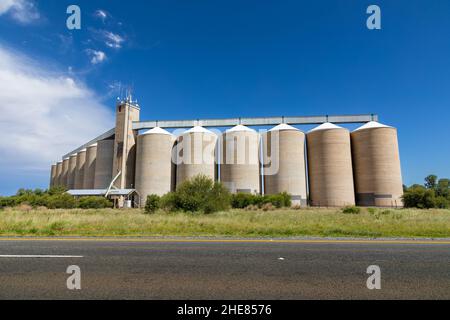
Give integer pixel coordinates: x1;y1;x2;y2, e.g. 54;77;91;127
437;179;450;198
424;175;438;190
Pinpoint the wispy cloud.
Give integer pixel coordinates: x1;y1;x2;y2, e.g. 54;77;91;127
0;45;114;174
94;9;109;22
0;0;40;24
85;49;107;64
89;28;126;50
102;30;124;49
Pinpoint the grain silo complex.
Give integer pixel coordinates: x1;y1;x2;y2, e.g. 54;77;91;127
135;127;176;200
51;97;403;208
307;123;355;207
262;124;307;206
220;125;261;194
176;126;217;186
351;121;404;207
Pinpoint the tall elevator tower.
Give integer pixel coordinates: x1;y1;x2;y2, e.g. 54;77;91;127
112;96;140;191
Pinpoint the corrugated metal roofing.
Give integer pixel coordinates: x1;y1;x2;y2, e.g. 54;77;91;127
67;189;137;196
185;126;215;134
353;121;393;132
142;127;173;136
308;122;344;133
269;123;300;132
226;125;256;133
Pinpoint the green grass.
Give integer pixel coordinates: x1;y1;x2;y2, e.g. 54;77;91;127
0;207;449;238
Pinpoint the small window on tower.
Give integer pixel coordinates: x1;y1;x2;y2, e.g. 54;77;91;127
118;106;122;113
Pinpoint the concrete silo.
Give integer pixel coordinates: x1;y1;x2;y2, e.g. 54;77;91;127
135;127;176;203
55;161;63;187
83;143;97;189
262;124;307;206
67;154;77;190
50;164;57;188
220;125;260;194
74;149;86;189
307;123;355;207
176;126;217;186
351;121;404;207
94;139;114;189
61;158;70;188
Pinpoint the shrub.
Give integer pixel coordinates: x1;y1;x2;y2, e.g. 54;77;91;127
47;186;67;196
231;193;260;209
231;192;292;209
46;194;77;209
0;196;17;209
203;182;231;214
160;192;178;212
166;175;232;214
342;206;361;214
403;186;436;209
78;196;113;209
145;194;161;214
435;196;449;209
262;203;275;211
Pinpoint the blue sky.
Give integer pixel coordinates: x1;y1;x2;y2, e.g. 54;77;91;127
0;0;449;195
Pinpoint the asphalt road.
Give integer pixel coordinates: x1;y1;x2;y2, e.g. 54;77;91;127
0;238;449;300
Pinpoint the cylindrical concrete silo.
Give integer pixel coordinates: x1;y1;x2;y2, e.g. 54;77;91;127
94;139;114;189
55;161;63;187
307;123;355;207
83;143;97;189
176;126;217;186
67;154;77;190
220;125;260;194
262;124;307;206
135;127;176;204
351;121;404;207
50;164;57;188
61;158;70;188
74;149;86;189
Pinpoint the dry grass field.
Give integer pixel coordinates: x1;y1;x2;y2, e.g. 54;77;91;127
0;206;449;238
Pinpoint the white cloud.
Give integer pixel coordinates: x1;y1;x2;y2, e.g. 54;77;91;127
0;0;39;24
86;49;107;64
94;9;108;21
0;45;114;174
102;30;124;49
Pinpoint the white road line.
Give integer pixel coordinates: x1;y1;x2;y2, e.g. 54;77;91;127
0;255;83;258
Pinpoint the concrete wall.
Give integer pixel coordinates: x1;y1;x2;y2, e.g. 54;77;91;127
74;150;86;190
135;131;176;203
83;145;97;189
94;139;114;189
307;127;355;207
220;127;260;194
55;162;63;187
61;159;70;188
351;127;404;207
176;129;217;186
262;128;307;206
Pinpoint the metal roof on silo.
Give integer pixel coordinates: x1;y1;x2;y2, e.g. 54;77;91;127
308;122;344;133
269;123;301;132
353;121;393;132
226;125;256;133
185;126;215;134
142;127;174;136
